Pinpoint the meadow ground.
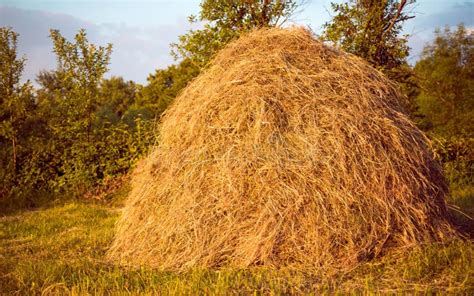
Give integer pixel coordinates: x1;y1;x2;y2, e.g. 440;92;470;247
0;187;473;295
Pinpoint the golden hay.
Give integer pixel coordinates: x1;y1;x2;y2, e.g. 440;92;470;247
109;27;457;270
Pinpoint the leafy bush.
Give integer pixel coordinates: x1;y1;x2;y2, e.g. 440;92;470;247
432;137;473;189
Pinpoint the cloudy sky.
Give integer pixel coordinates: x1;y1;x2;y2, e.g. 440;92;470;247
1;0;473;84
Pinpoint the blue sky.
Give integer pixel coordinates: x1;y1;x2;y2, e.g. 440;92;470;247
1;0;473;83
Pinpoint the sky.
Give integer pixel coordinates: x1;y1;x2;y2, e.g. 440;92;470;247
0;0;473;84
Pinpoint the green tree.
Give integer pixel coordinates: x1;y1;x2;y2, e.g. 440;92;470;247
137;58;200;117
49;29;112;142
322;0;415;83
42;29;113;191
97;76;138;123
172;0;299;68
414;24;473;138
36;32;154;194
141;0;299;118
0;27;34;193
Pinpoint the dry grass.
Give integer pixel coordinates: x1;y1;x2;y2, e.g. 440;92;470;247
109;27;458;271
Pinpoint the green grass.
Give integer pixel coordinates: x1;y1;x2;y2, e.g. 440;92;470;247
1;201;473;295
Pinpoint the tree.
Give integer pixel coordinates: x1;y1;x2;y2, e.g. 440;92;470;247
97;76;138;122
414;24;473;138
42;29;113;191
137;58;200;117
172;0;299;68
49;29;112;142
35;31;154;194
0;27;33;185
141;0;300;117
322;0;415;83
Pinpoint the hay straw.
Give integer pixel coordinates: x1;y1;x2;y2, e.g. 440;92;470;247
108;27;457;270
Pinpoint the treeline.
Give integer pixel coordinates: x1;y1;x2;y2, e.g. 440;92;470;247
0;28;155;207
1;0;472;209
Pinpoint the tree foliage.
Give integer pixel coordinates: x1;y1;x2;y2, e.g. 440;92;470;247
323;0;415;83
414;24;473;138
172;0;299;67
98;76;138;123
48;29;112;140
0;27;34;196
1;28;153;208
140;0;300;119
414;25;473;188
137;58;200;117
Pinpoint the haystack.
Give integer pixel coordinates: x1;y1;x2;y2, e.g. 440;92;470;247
109;27;456;270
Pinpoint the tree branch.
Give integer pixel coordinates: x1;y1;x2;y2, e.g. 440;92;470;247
382;0;410;36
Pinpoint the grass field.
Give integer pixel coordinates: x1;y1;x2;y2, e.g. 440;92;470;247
1;189;473;295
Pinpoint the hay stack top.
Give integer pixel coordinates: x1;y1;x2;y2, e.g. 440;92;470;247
109;27;455;270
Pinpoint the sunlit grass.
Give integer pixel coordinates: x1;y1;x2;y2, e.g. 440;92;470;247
1;201;473;294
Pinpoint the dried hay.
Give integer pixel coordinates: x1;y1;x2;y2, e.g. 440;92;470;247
108;27;457;270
